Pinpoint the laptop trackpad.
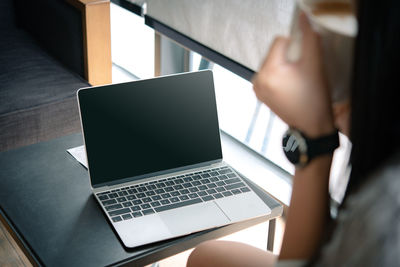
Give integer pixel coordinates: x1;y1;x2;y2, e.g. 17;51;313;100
159;201;230;235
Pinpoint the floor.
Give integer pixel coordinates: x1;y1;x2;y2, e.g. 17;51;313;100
0;219;31;267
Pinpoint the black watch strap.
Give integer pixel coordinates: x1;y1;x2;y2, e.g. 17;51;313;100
306;130;340;160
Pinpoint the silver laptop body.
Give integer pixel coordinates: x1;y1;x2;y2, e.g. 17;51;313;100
77;70;271;248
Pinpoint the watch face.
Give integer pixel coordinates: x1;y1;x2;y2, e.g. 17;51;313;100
282;131;301;165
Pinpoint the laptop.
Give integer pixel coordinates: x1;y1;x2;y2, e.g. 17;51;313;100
77;70;271;248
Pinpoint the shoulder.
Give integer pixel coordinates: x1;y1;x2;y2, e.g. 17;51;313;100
317;153;400;267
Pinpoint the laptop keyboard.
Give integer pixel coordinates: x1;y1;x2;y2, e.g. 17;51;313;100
95;167;252;223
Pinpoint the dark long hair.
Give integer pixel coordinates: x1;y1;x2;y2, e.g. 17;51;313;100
308;2;400;265
347;0;400;196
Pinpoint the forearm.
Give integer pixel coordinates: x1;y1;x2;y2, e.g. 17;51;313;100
279;154;332;260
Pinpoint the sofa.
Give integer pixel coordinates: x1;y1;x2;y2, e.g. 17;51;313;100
0;0;111;152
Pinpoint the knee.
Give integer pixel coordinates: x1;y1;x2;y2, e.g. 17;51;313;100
187;241;219;267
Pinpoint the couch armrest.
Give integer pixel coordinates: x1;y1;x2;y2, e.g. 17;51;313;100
14;0;111;86
67;0;112;85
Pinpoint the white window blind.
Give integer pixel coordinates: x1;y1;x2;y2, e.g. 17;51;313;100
146;0;295;72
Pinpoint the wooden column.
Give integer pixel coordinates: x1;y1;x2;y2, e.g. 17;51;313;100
67;0;112;85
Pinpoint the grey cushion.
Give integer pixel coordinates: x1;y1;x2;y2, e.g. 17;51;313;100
0;29;89;151
0;0;15;30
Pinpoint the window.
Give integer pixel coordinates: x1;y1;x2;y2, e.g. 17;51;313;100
110;3;294;175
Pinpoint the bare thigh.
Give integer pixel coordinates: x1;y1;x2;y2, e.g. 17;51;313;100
187;240;277;267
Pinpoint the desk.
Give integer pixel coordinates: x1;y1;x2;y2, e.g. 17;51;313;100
0;133;282;266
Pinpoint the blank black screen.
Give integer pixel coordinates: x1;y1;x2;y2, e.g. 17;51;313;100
78;71;222;187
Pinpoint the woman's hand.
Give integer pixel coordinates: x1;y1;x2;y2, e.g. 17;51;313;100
252;14;335;138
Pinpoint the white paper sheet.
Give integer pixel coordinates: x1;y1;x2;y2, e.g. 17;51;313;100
67;145;88;169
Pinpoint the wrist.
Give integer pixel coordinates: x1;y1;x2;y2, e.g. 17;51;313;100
299;123;335;139
282;128;339;168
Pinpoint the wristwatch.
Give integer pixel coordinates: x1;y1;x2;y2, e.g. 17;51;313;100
282;128;339;167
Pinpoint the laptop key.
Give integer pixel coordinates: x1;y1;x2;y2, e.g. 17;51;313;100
198;185;207;191
180;189;190;195
132;212;143;218
200;179;211;184
142;197;152;203
171;191;180;197
183;182;192;188
102;199;117;206
227;173;237;178
173;185;183;190
146;190;156;196
225;182;246;191
218;175;228;180
189;193;198;199
122;214;133;220
216;181;226;186
108;208;131;217
118;191;128;197
117;197;127;202
198;191;207;197
137;187;147;192
225;178;241;184
179;195;189;201
108;193;118;198
151;201;161;207
192;175;201;180
147;185;156;190
207;183;217;189
143;209;155;215
152;195;162;201
154;198;202;213
213;193;224;199
133;199;143;205
210;171;219;176
165;181;175;186
216;187;226;192
210;177;219;182
192;181;201;186
222;191;233;197
128;188;138;194
105;203;123;211
131;206;141;211
175;179;184;184
201;195;214;202
183;177;193;182
156;182;166;188
232;189;242;194
201;173;211;178
161;193;171;199
241;187;251;193
170;197;179;203
189;187;199;193
155;189;165;194
218;169;232;175
112;216;123;222
165;187;174;192
141;203;151;209
122;201;133;207
136;193;146;198
206;189;217;195
127;195;136;200
99;195;109;201
98;191;110;196
160;199;170;205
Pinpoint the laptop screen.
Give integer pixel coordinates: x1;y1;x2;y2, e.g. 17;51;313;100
78;71;222;187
